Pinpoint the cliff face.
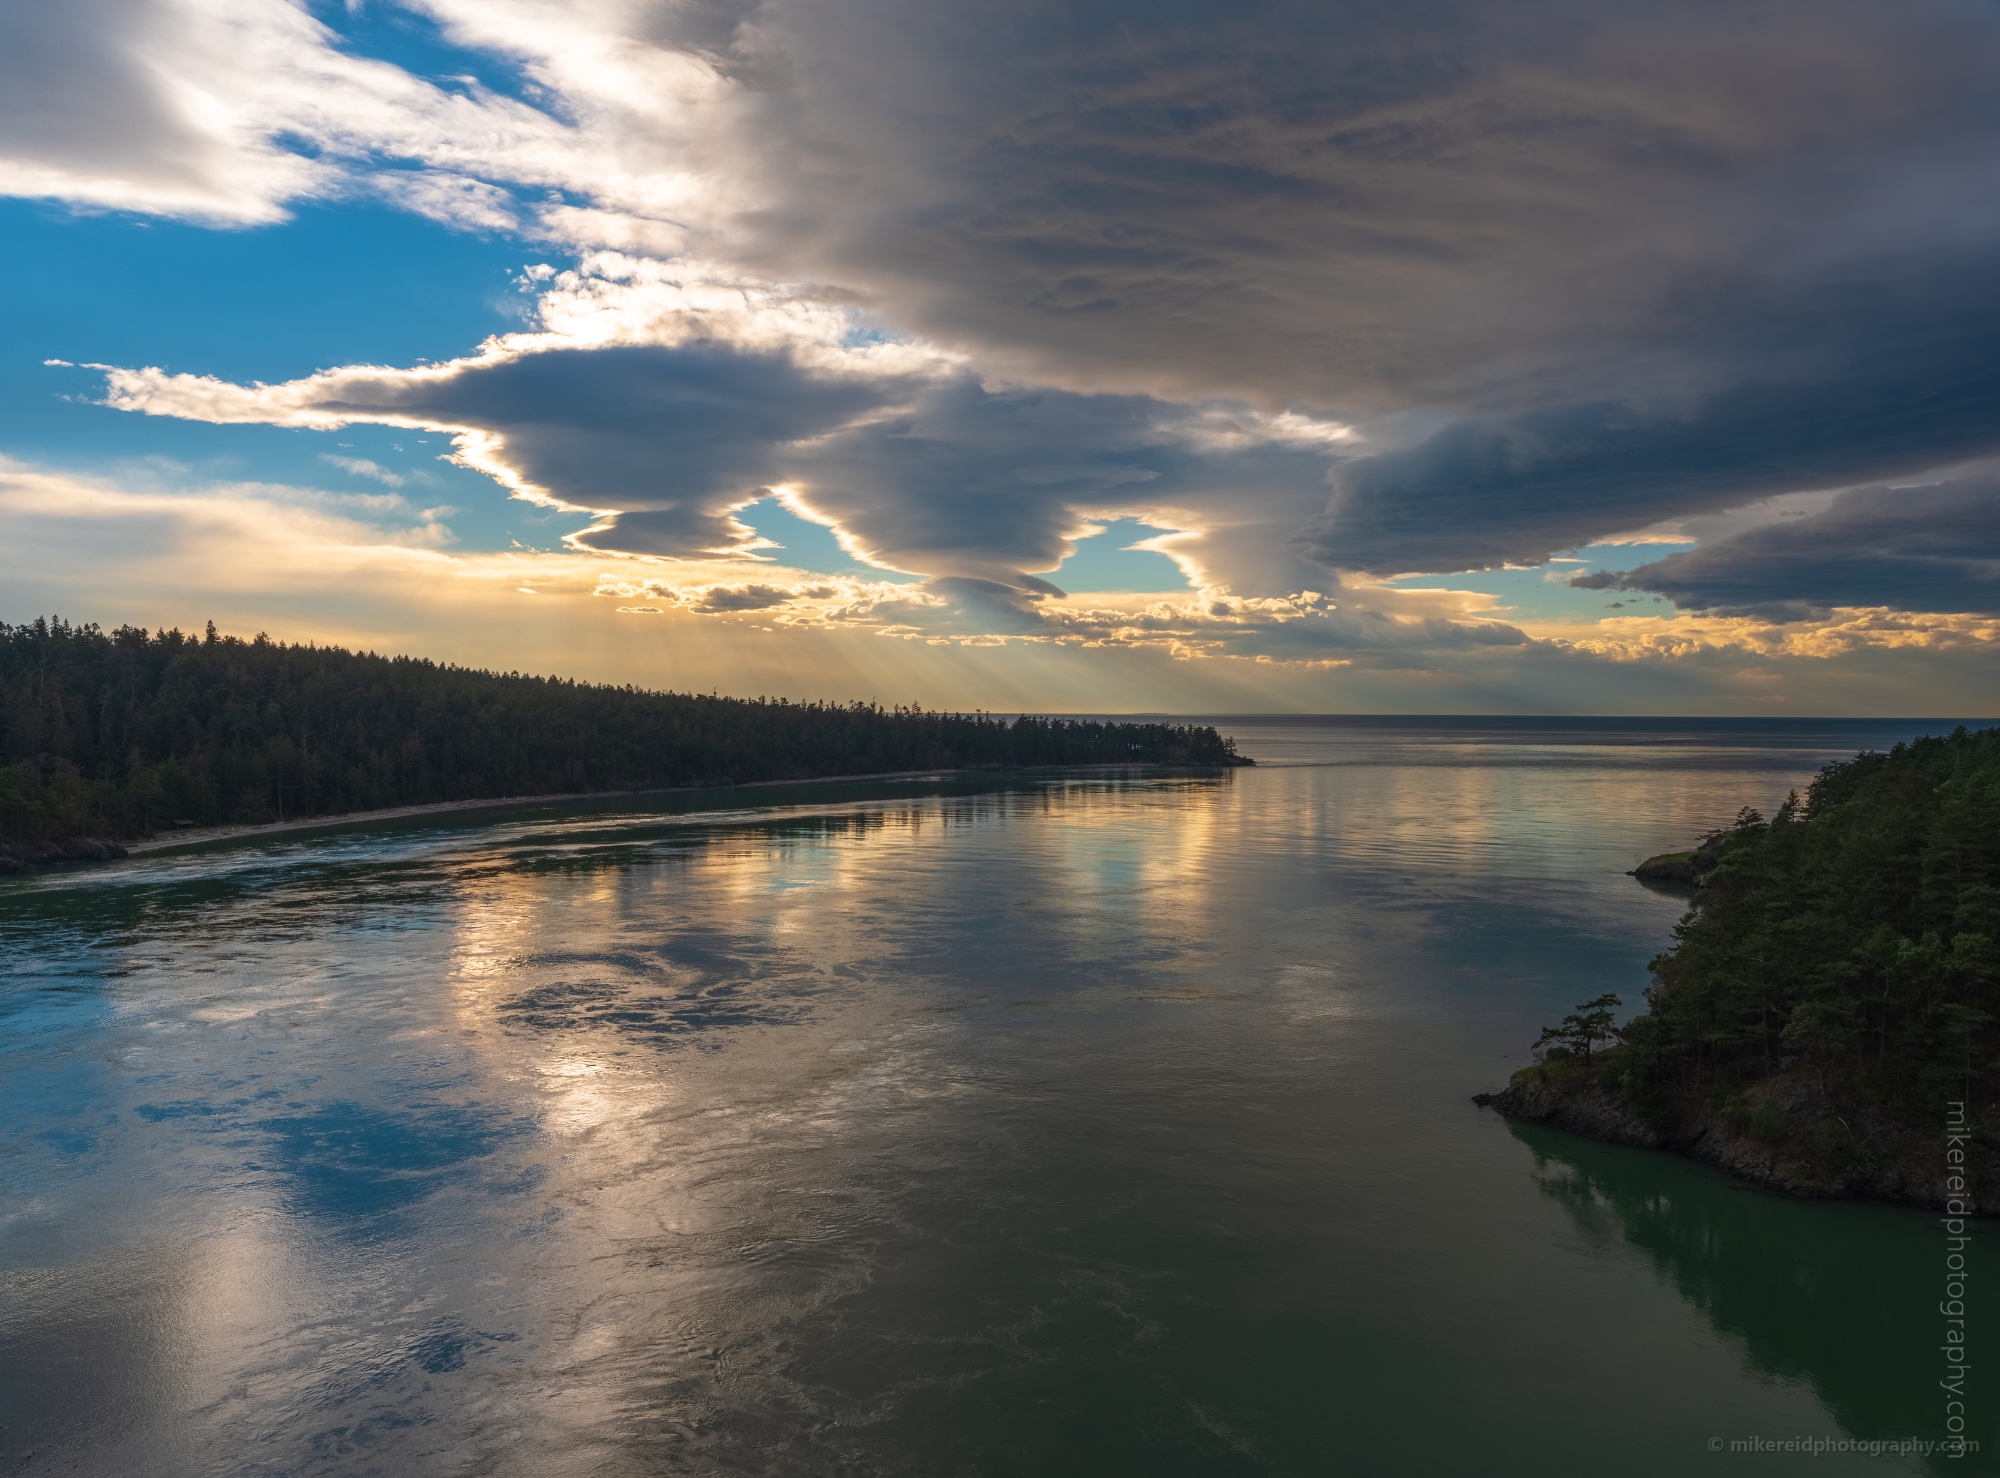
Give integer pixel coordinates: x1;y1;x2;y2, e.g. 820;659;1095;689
1476;1064;1997;1212
1475;1077;1665;1150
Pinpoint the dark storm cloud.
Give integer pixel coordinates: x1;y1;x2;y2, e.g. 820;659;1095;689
317;344;899;556
697;0;2000;593
1304;270;2000;572
102;336;1345;590
521;361;1344;590
1570;478;2000;619
46;0;2000;621
719;0;2000;406
482;357;1231;576
774;379;1169;581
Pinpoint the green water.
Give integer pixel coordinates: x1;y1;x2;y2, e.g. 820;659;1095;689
0;718;1989;1474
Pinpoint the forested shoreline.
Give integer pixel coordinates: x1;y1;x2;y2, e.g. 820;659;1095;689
1485;724;2000;1206
1626;727;1999;1104
0;617;1246;843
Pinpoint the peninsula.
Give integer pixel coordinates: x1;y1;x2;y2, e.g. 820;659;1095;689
0;616;1248;851
1478;725;2000;1211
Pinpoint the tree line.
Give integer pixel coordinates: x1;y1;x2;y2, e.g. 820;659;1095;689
0;617;1245;841
1576;725;1999;1117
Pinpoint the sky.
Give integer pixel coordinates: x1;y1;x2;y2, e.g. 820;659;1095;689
2;0;1997;714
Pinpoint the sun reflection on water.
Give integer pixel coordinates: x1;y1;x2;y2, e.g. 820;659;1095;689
1;728;1965;1475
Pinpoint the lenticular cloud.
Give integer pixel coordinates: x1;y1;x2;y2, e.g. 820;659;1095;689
17;0;2000;637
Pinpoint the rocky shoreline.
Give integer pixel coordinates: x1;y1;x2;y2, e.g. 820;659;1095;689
1628;834;1724;886
5;758;1256;871
0;837;130;874
1475;1067;1994;1212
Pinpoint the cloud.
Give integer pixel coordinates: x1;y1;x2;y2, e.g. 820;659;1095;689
1028;589;1529;669
321;453;404;487
1570;477;2000;619
16;0;2000;633
0;457;462;583
588;562;1531;667
0;444;1511;672
0;0;315;223
1300;274;2000;575
623;0;2000;413
25;1;2000;407
93;270;1348;591
2;456;1995;715
1544;608;2000;663
371;169;520;231
691;583;832;613
0;0;581;226
99;323;1379;600
109;336;910;557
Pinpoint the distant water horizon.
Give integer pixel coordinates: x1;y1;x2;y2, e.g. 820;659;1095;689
2;717;1987;1474
1038;712;1987;728
1007;713;1991;745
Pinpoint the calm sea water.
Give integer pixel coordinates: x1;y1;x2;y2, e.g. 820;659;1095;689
2;717;1991;1476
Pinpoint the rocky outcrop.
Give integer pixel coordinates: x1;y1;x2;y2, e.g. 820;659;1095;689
1631;850;1702;884
0;837;129;874
1474;1077;1664;1149
1476;1067;1997;1211
1630;835;1725;885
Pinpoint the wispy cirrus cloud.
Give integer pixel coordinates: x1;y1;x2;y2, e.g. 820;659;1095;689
320;453;406;487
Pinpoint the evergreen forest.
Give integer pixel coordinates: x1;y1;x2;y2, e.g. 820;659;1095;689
0;617;1244;841
1612;725;2000;1114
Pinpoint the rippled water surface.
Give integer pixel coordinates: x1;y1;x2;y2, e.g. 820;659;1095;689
3;717;1992;1475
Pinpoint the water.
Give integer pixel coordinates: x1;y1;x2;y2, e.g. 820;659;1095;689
1;716;1990;1476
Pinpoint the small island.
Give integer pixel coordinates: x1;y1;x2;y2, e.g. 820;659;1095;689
1478;724;2000;1211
